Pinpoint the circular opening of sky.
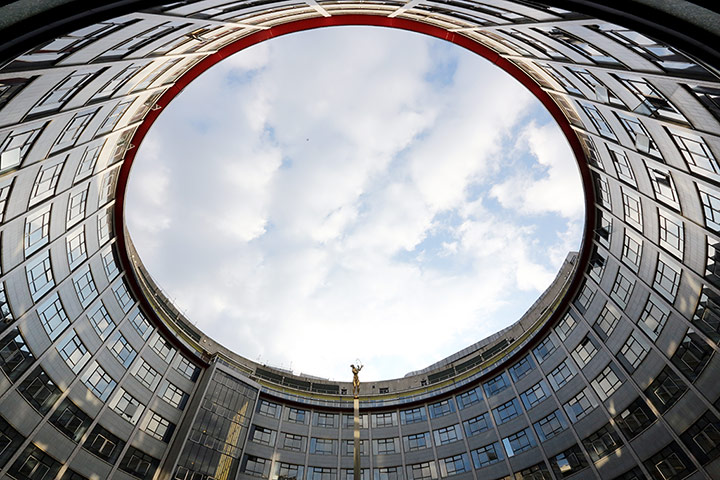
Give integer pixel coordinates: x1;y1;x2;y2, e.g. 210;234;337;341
126;26;584;381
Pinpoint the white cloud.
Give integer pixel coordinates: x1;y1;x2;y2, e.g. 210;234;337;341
126;27;583;381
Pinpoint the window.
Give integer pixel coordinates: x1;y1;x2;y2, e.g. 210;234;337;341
619;332;650;372
680;411;720;464
75;144;101;181
509;354;535;381
671;329;713;382
407;462;437;480
0;328;35;381
596;209;612;247
151;335;174;362
0;179;13;223
343;439;367;456
88;303;115;340
29;159;64;206
19;367;61;414
533;410;567;441
50;398;92;442
81;361;116;401
569;67;623;105
639;295;670;340
583;424;621;461
275;463;304;480
492;399;521;425
622;190;643;230
401;406;426;424
344;469;368;480
130;310;152;339
549;360;576;391
438;454;469;477
544;27;620;64
109;333;136;368
37;293;69;340
594;303;620;340
97;99;133;134
404;432;431;452
308;467;336;480
592;364;624;401
372;412;397;427
314;411;337;427
113;281;134;312
258;399;281;418
7;444;61;480
533;335;556;363
645;366;687;413
671;128;720;178
98;169;118;206
374;467;401;480
373;437;398;455
575;282;595;312
609;147;636;185
99;21;186;60
520;381;549;410
643;442;695;480
580;102;616;139
93;64;144;99
659;209;684;259
111;388;144;424
555;313;577;341
433;424;461;445
614;398;656;439
429;398;455;418
97;206;112;244
502;428;535;457
463;413;490;437
66;226;87;269
615;73;685;122
66;186;88;226
594;23;711;77
615;112;662;157
471;442;504;468
132;359;160;390
654;255;680;301
287;407;306;424
176;355;199;381
699;184;720;233
564;388;596;422
83;424;125;463
26;250;54;301
282;433;305;452
120;447;159;480
622;229;643;270
572;335;598;368
610;271;634;308
0;123;45;172
483;372;510;397
456;387;482;408
57;330;89;374
595;174;611;208
51;109;97;153
251;426;276;446
550;444;588;478
161;382;188;409
648;167;680;209
73;266;97;307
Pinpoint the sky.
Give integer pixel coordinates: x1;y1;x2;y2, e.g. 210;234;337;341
125;26;585;381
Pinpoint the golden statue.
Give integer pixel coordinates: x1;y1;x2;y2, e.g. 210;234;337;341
350;364;362;398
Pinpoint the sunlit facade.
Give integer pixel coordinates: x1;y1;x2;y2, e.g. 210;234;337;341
0;1;720;479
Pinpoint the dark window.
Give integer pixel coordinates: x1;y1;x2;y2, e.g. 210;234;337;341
18;367;61;414
582;424;621;462
614;398;656;439
643;442;696;480
645;366;687;413
50;398;92;442
119;447;159;480
680;410;720;465
7;443;61;480
550;444;588;479
82;424;126;464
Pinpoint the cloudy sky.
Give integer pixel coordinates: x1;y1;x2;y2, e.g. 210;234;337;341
126;26;584;381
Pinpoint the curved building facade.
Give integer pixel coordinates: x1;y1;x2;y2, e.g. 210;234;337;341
0;2;720;480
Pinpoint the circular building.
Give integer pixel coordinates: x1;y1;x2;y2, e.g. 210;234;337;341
0;1;719;480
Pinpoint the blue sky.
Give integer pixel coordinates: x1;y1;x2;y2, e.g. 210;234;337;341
126;26;584;381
